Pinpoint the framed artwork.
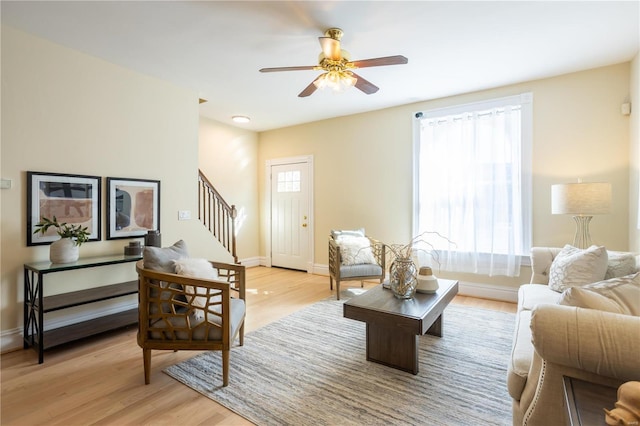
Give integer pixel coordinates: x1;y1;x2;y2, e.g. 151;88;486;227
27;171;102;246
107;177;160;239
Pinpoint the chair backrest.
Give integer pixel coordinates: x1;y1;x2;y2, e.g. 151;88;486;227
136;260;245;351
328;232;386;271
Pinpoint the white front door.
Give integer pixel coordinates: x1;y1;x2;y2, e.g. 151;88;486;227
270;161;310;271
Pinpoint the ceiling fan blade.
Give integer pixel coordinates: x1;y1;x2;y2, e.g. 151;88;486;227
350;55;408;68
259;65;316;73
319;37;341;61
298;78;320;97
351;72;379;95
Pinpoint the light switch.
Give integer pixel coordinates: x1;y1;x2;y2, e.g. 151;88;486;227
0;179;11;189
178;210;191;221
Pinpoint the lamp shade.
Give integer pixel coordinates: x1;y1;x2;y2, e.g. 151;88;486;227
551;182;612;215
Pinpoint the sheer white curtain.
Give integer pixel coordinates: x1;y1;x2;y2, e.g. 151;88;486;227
414;94;532;277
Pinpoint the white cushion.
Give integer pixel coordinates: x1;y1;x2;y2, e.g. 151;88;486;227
518;284;561;312
173;258;220;320
548;245;608;292
558;273;640;316
336;235;377;266
557;287;623;314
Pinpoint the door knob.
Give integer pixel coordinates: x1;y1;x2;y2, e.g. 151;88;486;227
302;223;307;227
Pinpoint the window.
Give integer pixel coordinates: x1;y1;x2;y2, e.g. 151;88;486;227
277;170;301;193
413;93;532;277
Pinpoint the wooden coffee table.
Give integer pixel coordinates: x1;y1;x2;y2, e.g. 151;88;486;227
343;279;458;374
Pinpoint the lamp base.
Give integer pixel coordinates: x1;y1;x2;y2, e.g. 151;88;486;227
572;215;593;249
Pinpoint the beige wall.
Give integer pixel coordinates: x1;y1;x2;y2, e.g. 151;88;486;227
259;62;632;289
0;27;203;349
198;117;260;262
630;53;640;252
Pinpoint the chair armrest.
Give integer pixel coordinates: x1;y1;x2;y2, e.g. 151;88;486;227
531;304;640;380
530;247;562;284
210;261;246;300
328;237;341;277
368;237;386;271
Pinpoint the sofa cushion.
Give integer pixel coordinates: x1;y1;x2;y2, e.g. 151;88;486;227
548;245;608;292
507;310;532;400
173;258;221;320
517;284;561;312
558;273;640;316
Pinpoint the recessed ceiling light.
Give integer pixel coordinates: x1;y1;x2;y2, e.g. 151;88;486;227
232;115;250;123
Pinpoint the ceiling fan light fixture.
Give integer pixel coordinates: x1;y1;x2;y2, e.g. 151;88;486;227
313;70;357;92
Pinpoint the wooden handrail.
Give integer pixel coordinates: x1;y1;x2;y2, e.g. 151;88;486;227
198;170;238;264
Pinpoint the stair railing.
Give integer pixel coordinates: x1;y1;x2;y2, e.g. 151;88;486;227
198;170;238;264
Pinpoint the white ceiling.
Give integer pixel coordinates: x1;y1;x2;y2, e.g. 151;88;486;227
2;1;639;132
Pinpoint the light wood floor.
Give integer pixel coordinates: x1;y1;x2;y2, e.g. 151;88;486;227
1;267;516;425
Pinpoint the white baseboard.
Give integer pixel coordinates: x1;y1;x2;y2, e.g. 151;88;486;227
312;263;329;276
239;256;261;268
1;328;23;354
457;281;518;303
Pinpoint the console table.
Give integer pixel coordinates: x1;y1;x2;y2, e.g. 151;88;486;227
24;254;141;363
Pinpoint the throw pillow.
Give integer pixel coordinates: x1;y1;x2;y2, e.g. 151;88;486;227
557;287;624;314
605;251;638;279
337;235;377;266
142;240;190;315
143;240;189;272
173;258;220;320
548;245;608;292
557;272;640;316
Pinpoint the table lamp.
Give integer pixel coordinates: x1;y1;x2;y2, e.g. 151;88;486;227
551;182;611;249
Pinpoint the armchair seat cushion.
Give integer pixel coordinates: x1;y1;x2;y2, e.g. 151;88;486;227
340;263;383;279
150;298;246;341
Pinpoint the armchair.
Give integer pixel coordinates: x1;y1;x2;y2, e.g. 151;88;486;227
136;249;245;387
328;229;385;300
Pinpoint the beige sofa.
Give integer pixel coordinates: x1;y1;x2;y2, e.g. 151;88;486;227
508;247;640;426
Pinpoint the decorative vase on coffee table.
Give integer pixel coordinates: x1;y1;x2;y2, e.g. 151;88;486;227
49;238;79;264
389;257;418;299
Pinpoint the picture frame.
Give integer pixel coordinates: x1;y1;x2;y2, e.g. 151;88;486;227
27;171;102;246
107;177;160;240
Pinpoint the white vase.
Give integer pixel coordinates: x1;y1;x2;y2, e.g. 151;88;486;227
50;238;79;264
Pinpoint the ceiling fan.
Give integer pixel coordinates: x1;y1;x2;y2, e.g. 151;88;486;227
259;28;408;97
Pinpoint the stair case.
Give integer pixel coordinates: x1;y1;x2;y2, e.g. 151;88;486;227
198;169;238;264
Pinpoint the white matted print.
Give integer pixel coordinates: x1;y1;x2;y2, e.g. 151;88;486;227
27;171;101;246
107;177;160;239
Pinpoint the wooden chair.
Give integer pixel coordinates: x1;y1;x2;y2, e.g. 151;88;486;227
136;259;246;387
328;231;385;300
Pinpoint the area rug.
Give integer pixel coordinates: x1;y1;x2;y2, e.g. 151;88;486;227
164;299;515;425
